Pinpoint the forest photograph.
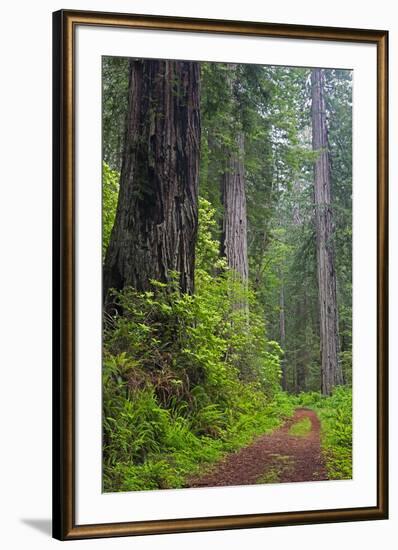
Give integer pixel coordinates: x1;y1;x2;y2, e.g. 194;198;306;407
102;56;353;493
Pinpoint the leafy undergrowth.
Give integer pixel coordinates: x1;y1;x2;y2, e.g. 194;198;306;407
103;379;295;492
103;199;298;492
295;387;352;479
102;198;351;491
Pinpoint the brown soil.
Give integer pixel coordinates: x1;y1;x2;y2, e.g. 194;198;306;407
187;408;328;488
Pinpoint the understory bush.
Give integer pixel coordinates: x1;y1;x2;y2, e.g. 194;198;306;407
296;386;352;479
102;272;293;491
102;162;119;258
103;199;293;492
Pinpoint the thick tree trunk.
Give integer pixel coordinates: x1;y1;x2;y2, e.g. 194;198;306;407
220;131;249;283
103;59;201;300
311;68;343;395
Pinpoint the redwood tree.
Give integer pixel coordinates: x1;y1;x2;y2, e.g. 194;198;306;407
221;131;249;283
220;66;249;286
311;68;343;395
103;59;201;301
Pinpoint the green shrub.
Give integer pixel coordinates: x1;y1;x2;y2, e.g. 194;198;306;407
102;197;294;492
102;271;291;491
296;386;352;479
102;162;119;258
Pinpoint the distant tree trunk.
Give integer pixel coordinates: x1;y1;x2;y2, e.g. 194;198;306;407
296;361;306;393
279;278;287;391
311;68;343;395
293;297;307;393
103;59;201;301
219;65;248;286
293;351;302;394
220;130;249;284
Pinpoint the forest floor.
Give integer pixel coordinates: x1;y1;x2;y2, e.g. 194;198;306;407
187;408;328;487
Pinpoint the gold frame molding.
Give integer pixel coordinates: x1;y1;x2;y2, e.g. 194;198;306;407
52;9;389;540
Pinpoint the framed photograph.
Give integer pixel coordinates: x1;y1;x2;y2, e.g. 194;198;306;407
53;9;388;540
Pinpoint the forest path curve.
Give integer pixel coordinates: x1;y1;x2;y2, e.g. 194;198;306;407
187;408;328;488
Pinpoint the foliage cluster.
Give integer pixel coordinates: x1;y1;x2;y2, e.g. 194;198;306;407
103;198;295;491
102;162;119;258
296;386;352;479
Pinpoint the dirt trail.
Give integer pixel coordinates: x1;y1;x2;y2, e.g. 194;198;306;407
187;408;328;488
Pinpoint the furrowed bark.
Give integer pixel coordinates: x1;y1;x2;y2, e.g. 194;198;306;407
311;68;343;395
103;59;201;300
220;65;249;293
221;131;249;284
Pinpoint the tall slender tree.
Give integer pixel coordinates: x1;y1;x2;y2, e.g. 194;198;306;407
221;132;249;282
311;68;343;395
220;65;249;285
103;59;201;301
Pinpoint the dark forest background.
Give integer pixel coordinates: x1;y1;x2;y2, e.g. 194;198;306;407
102;57;353;492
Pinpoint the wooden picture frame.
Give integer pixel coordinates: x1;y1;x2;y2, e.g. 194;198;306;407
53;9;388;540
